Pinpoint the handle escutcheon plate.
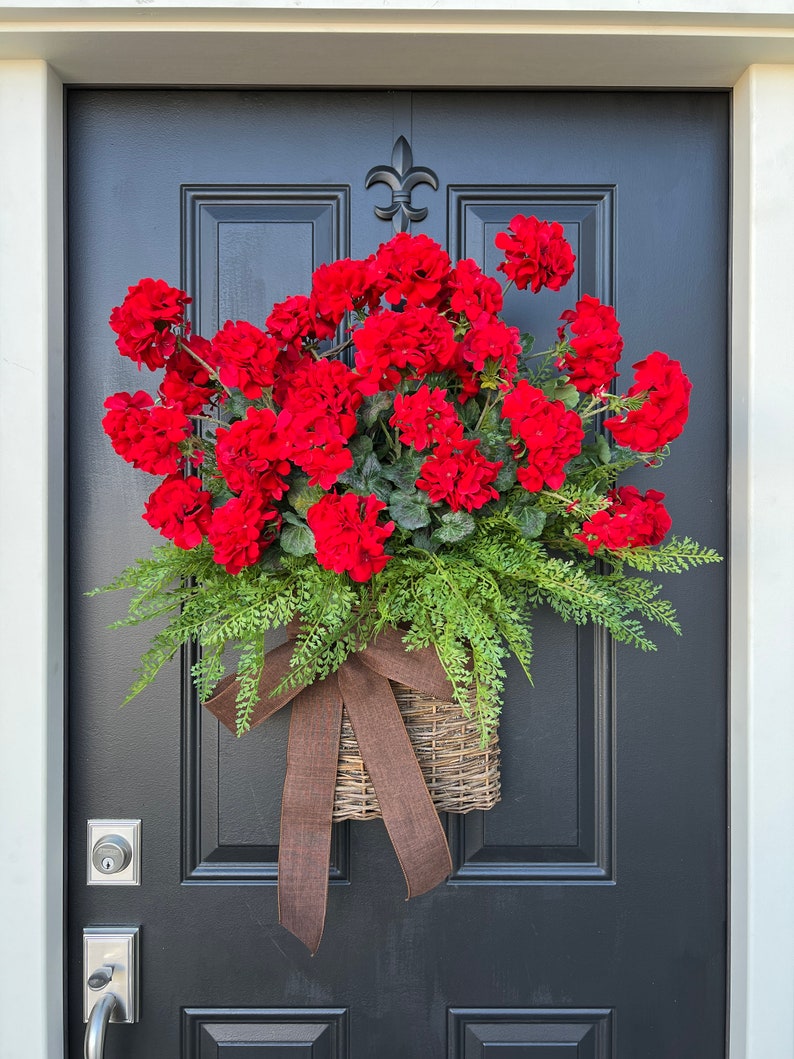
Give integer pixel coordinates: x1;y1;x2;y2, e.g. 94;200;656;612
83;926;140;1024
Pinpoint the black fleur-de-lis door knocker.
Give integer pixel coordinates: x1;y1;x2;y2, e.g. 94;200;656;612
365;135;439;233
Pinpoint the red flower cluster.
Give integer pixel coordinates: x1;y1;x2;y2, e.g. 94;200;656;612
353;306;456;393
501;380;584;491
143;474;212;549
102;223;692;584
281;359;363;488
389;387;460;451
208;493;281;575
215;407;292;498
307;493;394;581
366;232;451;308
604;351;692;452
266;294;314;351
102;391;191;475
417;438;502;512
159;337;216;414
213;321;280;399
460;317;521;386
557;295;623;396
574;486;672;555
109;278;191;370
449;259;503;323
495;215;575;294
310;257;379;334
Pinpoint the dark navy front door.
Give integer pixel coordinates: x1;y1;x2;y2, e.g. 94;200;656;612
68;89;728;1057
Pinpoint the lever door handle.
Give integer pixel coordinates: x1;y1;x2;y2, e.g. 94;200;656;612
84;992;118;1059
83;927;140;1056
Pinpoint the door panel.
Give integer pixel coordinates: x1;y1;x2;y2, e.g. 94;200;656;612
68;90;728;1058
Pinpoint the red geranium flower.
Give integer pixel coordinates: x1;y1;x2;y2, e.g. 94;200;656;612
448;259;504;323
557;295;623;396
352;306;456;393
574;486;672;555
460;316;521;386
265;295;316;349
310;256;379;334
280;358;362;487
604;351;692;452
213;320;281;399
102;391;191;475
109;278;190;370
215;407;293;497
501;380;584;491
366;232;452;308
306;492;394;582
389;387;461;451
208;492;281;575
159;336;217;414
495;215;575;294
143;474;212;549
417;437;502;512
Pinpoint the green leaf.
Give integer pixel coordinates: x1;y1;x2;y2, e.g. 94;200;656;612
459;399;481;429
410;528;440;553
432;510;476;544
388;490;431;530
519;332;535;356
349;434;374;460
280;521;315;557
543;379;580;409
287;475;325;517
362;391;394;427
494;461;518;492
338;452;391;501
381;449;424;491
513;505;547;540
223;392;251;422
595;434;611;465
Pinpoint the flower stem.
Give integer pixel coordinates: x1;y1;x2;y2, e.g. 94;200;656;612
188;413;226;429
318;336;353;359
179;336;232;397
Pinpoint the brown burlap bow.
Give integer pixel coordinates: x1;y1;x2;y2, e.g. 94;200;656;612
203;624;454;954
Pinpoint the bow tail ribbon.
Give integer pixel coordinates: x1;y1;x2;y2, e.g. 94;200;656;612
278;675;344;955
203;630;455;954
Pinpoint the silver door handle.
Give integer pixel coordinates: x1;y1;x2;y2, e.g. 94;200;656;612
84;992;118;1059
83;927;140;1056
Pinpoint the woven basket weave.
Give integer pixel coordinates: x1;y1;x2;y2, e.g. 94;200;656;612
332;682;501;821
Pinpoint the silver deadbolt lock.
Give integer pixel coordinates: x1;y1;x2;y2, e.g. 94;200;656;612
91;835;132;875
87;820;141;885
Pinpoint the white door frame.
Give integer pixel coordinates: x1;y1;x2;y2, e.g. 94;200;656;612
1;6;792;1057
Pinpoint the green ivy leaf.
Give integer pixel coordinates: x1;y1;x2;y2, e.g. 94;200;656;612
411;528;440;553
513;505;547;540
494;462;518;492
432;510;477;544
280;521;315;557
349;435;374;460
459;399;481;429
362;391;394;427
223;392;250;422
338;452;391;501
381;449;424;492
287;475;325;517
388;490;431;530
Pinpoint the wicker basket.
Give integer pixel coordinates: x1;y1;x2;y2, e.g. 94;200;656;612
332;682;501;821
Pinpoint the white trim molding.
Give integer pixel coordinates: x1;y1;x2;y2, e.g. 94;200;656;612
0;59;64;1059
0;8;793;1058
